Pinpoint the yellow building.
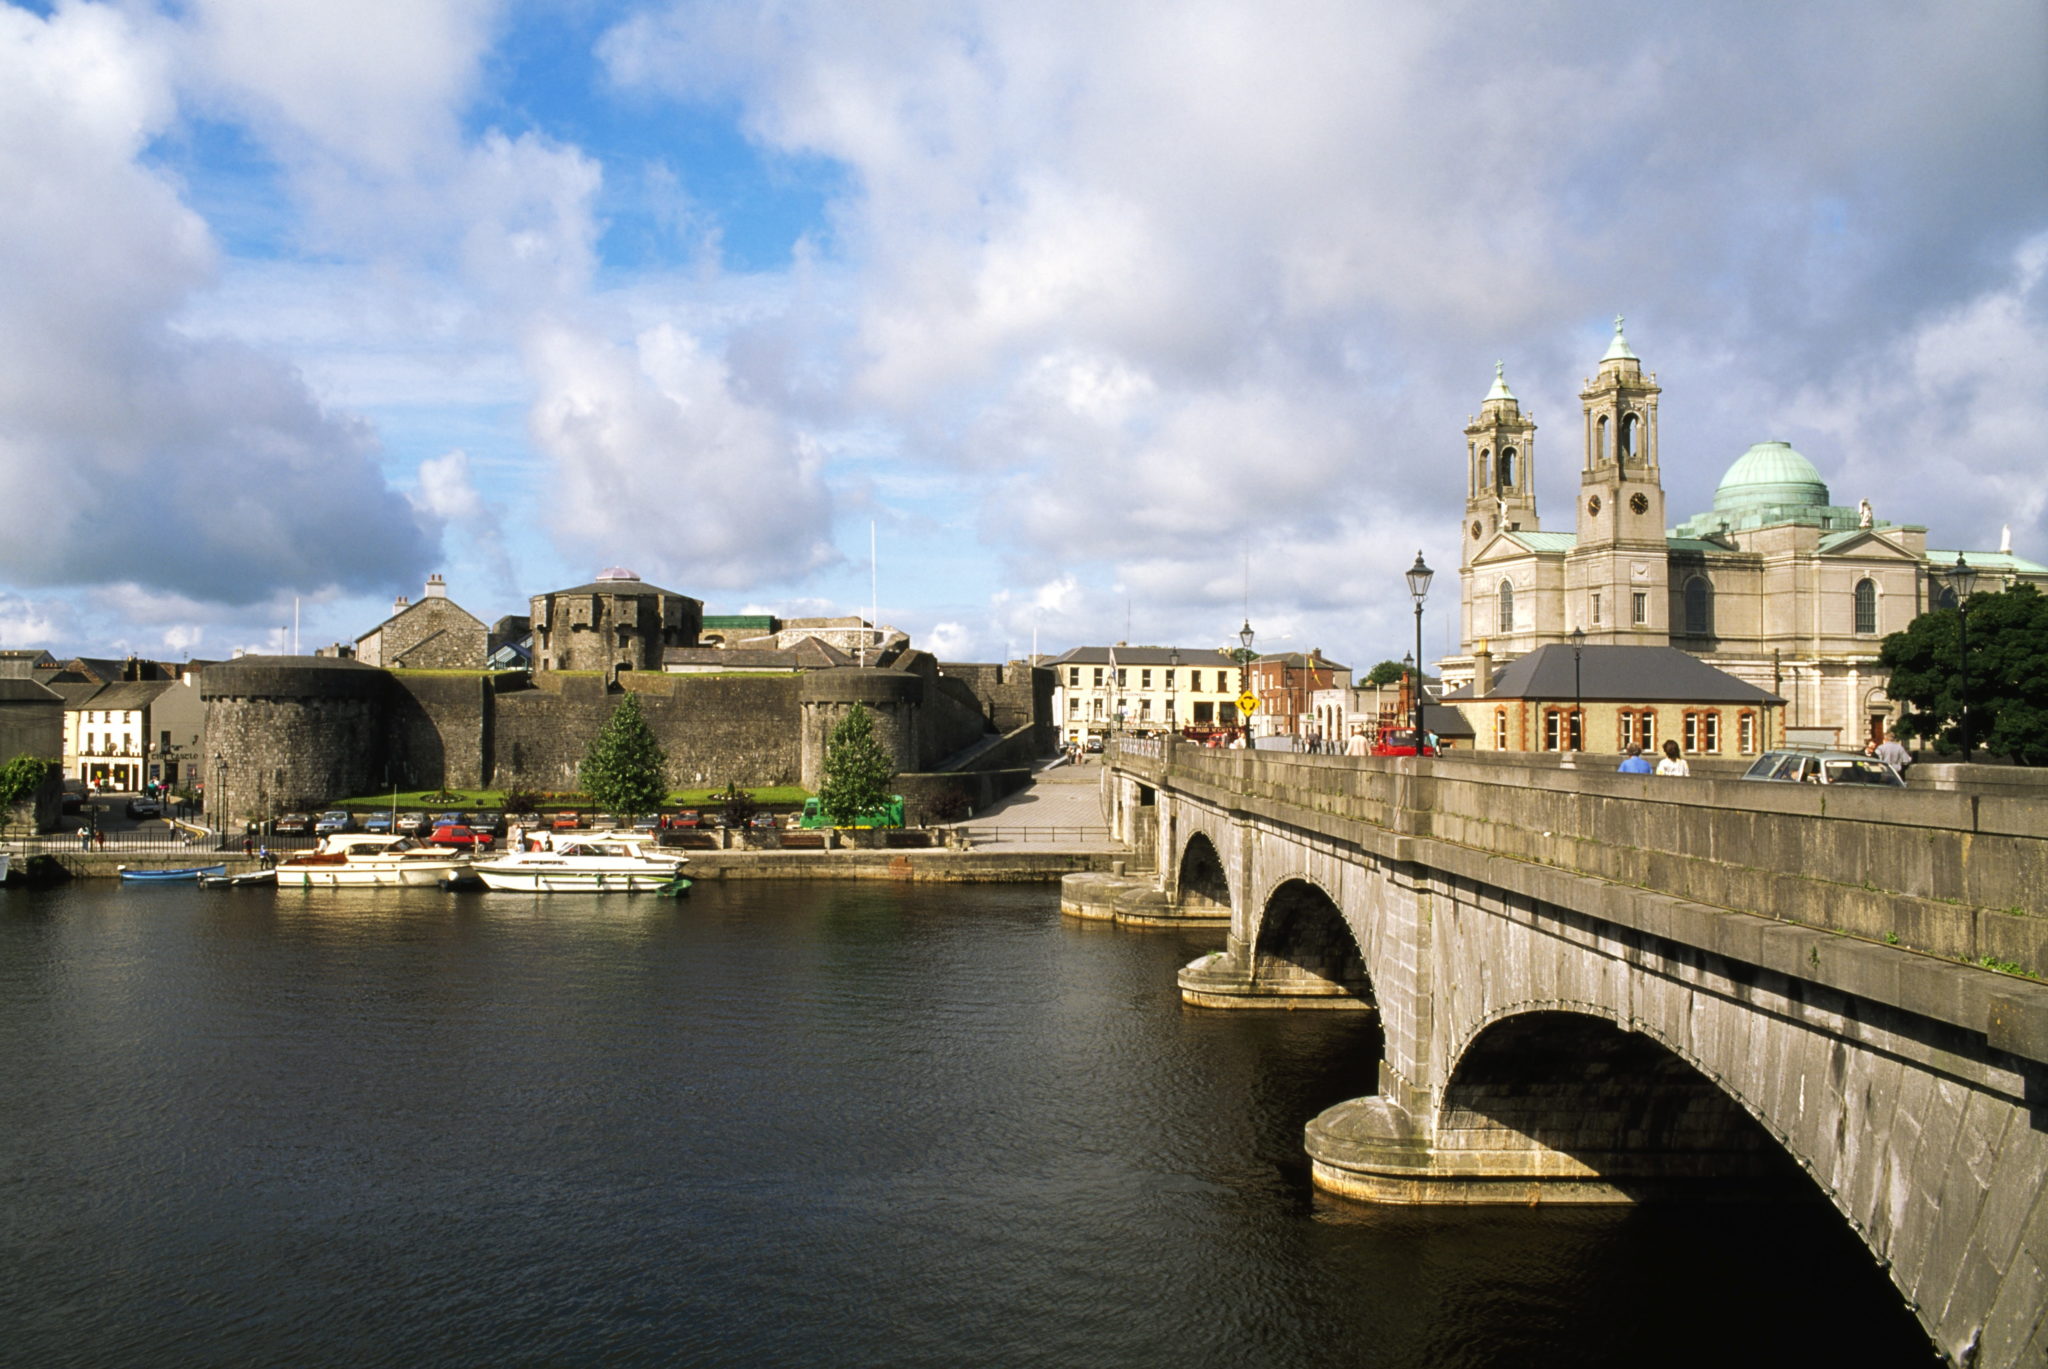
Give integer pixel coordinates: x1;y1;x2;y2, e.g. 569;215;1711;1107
1046;645;1245;745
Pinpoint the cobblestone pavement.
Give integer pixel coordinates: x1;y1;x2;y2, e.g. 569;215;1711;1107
954;760;1119;851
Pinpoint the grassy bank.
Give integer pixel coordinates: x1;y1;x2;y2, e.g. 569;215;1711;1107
335;785;812;809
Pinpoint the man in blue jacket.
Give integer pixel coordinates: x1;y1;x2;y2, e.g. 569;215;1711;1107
1617;744;1654;774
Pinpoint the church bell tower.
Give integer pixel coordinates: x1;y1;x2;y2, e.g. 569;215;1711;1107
1569;317;1668;645
1461;362;1539;576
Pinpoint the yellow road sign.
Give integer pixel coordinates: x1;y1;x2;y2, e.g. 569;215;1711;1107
1237;692;1259;715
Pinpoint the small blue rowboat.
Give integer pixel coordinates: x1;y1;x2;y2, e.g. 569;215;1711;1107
119;864;228;883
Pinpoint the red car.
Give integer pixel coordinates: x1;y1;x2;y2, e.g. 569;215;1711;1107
1371;728;1440;758
429;824;495;849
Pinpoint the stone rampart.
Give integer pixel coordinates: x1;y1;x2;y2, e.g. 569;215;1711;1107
494;673;803;792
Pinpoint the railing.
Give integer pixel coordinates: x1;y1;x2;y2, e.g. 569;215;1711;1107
954;824;1113;845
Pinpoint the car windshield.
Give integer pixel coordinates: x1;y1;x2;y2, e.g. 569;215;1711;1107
1822;759;1901;786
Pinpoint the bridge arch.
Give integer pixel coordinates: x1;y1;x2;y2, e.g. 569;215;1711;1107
1437;1007;1801;1200
1173;831;1232;916
1245;877;1374;1008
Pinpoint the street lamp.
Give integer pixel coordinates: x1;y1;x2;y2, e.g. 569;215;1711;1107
1944;553;1980;762
212;750;226;851
1406;551;1434;754
1238;619;1255;748
1569;626;1586;754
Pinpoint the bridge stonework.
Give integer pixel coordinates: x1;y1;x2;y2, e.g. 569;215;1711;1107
1110;740;2048;1367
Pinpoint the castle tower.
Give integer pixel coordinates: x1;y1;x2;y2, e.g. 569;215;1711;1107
1569;317;1668;645
1461;362;1540;572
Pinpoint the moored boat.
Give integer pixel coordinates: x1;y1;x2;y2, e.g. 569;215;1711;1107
472;831;688;893
273;834;470;888
119;864;228;883
197;868;278;887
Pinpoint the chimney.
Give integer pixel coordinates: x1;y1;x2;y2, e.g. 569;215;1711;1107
425;574;448;599
1473;639;1494;696
394;594;410;612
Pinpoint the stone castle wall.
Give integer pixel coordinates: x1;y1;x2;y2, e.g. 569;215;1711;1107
493;672;803;792
202;658;391;820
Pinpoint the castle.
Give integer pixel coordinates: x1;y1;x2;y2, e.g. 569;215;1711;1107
201;569;1052;822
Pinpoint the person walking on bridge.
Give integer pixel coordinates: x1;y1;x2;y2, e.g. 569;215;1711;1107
1656;740;1690;777
1617;744;1653;774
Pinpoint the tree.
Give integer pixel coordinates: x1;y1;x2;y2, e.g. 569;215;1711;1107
1880;584;2048;766
818;703;895;826
579;694;670;814
1364;659;1409;688
0;756;57;837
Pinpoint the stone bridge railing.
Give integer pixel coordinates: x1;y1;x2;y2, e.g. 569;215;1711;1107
1110;738;2048;1060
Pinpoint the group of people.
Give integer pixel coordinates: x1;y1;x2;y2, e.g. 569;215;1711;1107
1617;740;1694;776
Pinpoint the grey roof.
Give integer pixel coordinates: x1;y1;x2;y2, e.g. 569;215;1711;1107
1254;651;1350;672
544;578;700;602
1048;645;1241;667
1470;645;1782;704
71;681;172;712
0;678;61;703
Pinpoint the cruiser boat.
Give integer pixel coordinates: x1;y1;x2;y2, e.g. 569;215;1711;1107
472;831;688;893
273;834;470;888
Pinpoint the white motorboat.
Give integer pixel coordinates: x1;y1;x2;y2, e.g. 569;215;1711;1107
273;834;470;888
472;831;688;893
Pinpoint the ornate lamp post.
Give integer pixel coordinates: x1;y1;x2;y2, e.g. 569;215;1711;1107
1945;553;1980;762
1570;626;1586;754
1238;619;1255;748
1406;552;1434;754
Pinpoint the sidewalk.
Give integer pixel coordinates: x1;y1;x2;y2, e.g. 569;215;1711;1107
952;761;1119;851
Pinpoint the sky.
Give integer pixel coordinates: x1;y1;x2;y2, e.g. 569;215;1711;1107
2;0;2045;672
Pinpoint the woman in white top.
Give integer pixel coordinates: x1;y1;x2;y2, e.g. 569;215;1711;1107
1656;739;1690;776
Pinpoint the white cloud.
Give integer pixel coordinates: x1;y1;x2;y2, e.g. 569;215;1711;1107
0;2;438;605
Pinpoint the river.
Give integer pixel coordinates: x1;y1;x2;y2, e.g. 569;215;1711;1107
0;879;1934;1367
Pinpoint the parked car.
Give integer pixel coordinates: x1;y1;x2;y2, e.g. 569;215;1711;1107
746;813;779;831
1083;737;1105;754
633;813;661;831
361;811;394;834
395;811;429;836
275;812;314;835
1371;728;1440;758
670;809;702;829
315;810;353;835
550;811;582;831
428;823;495;849
1740;750;1904;787
470;811;504;836
125;799;162;819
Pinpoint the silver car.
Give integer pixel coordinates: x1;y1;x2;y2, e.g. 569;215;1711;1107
1740;749;1905;787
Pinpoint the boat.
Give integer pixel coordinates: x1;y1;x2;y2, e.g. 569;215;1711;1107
197;868;278;887
119;864;228;883
472;831;689;893
272;834;471;889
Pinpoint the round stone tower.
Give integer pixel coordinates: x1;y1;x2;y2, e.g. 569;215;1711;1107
797;669;924;791
529;567;705;675
201;655;390;828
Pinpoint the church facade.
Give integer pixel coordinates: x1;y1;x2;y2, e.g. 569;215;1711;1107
1440;320;2048;748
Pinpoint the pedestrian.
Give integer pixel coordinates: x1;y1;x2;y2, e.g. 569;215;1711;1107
1345;729;1371;757
1656;740;1690;777
243;833;254;857
94;828;106;850
1876;729;1913;776
79;826;91;850
1618;743;1654;775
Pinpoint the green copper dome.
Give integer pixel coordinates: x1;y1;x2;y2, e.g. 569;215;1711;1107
1713;441;1829;513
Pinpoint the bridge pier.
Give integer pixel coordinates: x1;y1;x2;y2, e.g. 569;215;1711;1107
1178;939;1376;1009
1058;872;1230;927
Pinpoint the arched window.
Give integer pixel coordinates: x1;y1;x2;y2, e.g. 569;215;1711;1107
1684;576;1713;636
1498;447;1516;489
1619;413;1639;463
1479;448;1491;489
1854;578;1878;635
1596;415;1610;464
1933;584;1958;611
1497;579;1515;634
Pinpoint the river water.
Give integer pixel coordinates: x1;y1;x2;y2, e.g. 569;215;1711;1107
0;880;1934;1367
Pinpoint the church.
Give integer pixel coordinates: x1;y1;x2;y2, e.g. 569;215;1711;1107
1439;319;2047;748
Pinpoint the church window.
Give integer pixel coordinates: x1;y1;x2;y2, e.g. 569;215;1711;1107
1620;413;1639;463
1854;579;1878;635
1684;577;1713;635
1497;580;1515;634
1592;592;1602;626
1596;415;1610;464
1499;448;1516;488
1479;448;1491;487
1632;591;1648;625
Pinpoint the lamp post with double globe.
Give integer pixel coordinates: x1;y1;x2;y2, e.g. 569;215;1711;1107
1570;626;1586;754
1945;553;1980;762
1237;620;1255;748
1406;552;1434;754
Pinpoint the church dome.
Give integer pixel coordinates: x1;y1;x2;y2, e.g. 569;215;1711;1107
1713;441;1829;513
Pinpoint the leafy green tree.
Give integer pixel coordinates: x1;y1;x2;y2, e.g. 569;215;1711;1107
818;703;895;826
0;756;58;836
1364;659;1409;688
1880;584;2048;765
579;694;670;815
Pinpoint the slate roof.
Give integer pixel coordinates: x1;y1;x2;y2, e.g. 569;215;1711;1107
1454;644;1782;704
1254;651;1350;672
68;681;171;713
546;577;699;601
1047;645;1241;667
0;678;61;703
662;637;855;671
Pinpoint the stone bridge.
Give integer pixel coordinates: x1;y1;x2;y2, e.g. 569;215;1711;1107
1101;738;2048;1367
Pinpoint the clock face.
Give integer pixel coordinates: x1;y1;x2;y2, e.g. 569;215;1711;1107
1587;494;1602;516
1630;492;1650;515
1471;520;1483;540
